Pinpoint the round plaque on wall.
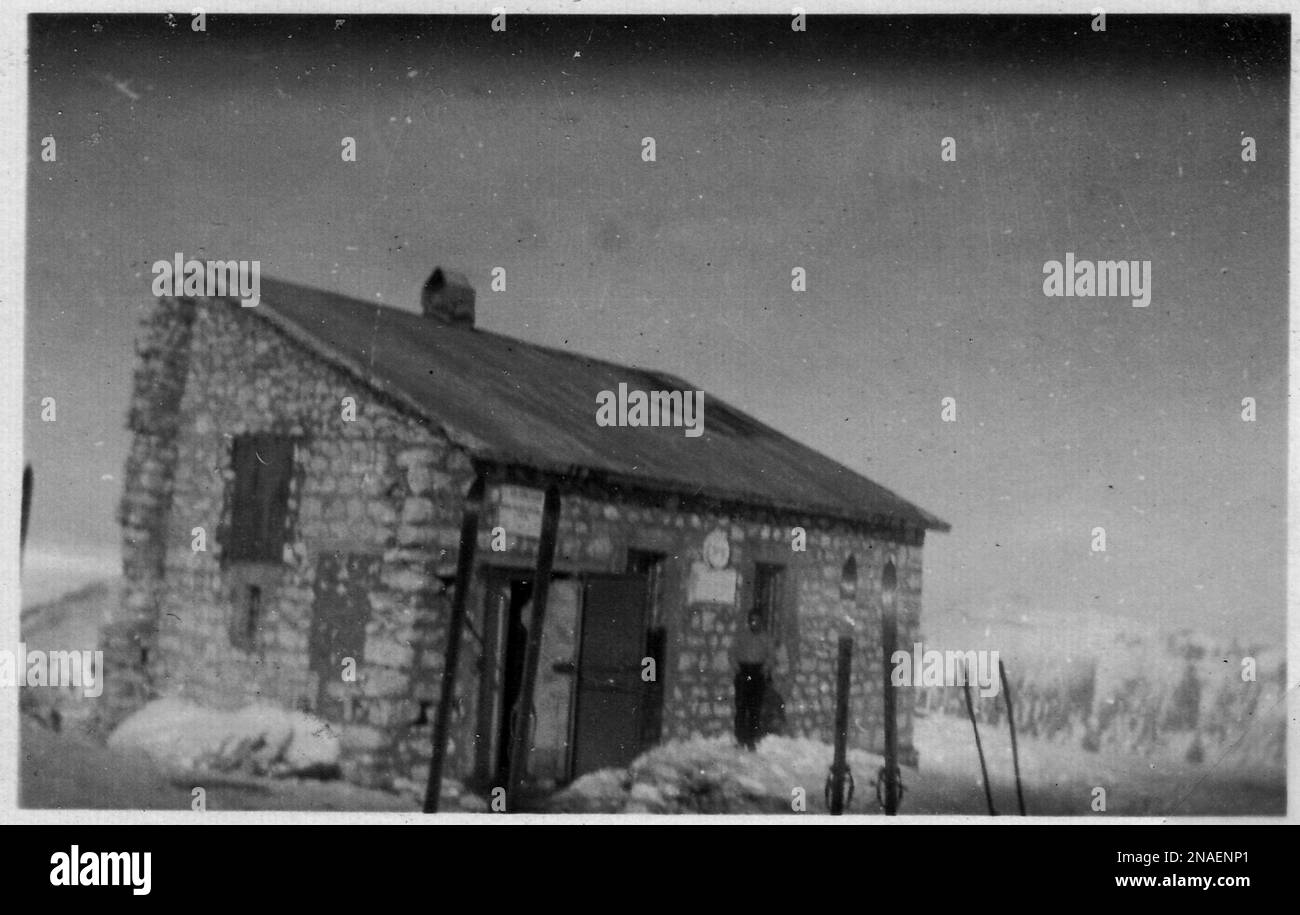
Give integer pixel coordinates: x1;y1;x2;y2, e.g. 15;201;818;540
703;528;730;569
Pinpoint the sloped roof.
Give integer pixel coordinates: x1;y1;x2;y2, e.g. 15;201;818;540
234;277;948;533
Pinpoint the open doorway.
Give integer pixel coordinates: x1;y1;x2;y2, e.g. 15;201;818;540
494;577;533;787
625;549;667;747
474;567;650;788
474;569;580;789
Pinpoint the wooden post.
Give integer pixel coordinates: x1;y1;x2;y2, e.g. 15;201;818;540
506;483;561;807
880;559;900;815
423;472;486;813
828;635;853;814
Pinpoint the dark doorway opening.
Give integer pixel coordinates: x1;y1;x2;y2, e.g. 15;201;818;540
625;549;667;747
495;577;534;787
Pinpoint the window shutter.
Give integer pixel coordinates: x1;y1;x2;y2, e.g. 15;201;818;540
256;435;294;560
228;434;296;562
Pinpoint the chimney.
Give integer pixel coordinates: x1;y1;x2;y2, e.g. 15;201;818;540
421;268;476;328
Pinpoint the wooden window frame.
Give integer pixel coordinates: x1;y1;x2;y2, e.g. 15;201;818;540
751;561;785;637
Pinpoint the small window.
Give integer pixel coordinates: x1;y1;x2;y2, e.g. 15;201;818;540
231;584;261;651
840;555;858;601
626;549;668;747
227;433;296;562
626;549;666;627
752;562;785;634
881;558;898;610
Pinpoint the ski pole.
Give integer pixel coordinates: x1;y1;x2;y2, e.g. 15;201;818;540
999;660;1026;816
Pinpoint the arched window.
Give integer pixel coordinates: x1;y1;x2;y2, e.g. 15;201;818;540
839;555;858;601
881;558;898;613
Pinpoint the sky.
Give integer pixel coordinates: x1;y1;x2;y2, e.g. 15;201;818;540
22;14;1289;643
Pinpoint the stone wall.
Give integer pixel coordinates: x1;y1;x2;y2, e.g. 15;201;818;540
112;296;472;787
111;294;928;792
97;296;199;734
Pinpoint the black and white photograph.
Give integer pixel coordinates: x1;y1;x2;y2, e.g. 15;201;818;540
8;6;1291;831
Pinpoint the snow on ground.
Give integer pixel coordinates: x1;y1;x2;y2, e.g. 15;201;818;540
20;551;121;610
17;579;1284;815
910;710;1284;817
21;717;418;812
550;734;889;814
548;712;1284;816
22;710;1282;815
19;578;116;650
108;698;342;778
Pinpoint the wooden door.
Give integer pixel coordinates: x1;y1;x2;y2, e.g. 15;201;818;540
571;574;649;777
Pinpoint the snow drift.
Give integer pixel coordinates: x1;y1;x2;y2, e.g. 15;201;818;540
548;735;887;815
108;698;341;778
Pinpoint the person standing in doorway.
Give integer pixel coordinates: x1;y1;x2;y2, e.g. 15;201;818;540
497;584;532;786
734;610;774;750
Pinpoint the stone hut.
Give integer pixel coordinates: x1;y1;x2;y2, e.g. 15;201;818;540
102;269;948;795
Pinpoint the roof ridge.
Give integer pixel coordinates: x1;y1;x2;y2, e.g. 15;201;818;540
255;275;691;384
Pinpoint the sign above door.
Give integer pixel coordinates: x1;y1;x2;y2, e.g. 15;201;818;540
492;484;546;539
